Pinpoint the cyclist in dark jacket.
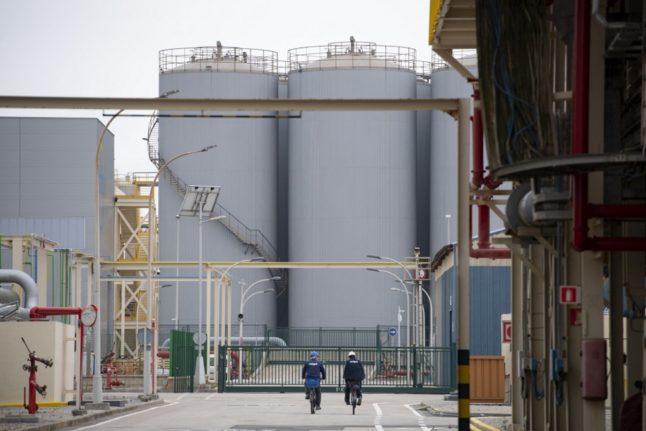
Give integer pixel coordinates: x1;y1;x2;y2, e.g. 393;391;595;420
302;351;326;410
343;351;365;405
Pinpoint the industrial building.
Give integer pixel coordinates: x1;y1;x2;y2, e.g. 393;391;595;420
0;0;643;430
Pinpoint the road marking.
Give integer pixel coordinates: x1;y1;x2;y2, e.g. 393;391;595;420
372;403;384;431
176;393;188;401
72;402;178;430
405;404;430;431
205;393;217;400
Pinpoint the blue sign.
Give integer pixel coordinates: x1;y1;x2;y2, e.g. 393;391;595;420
388;327;397;337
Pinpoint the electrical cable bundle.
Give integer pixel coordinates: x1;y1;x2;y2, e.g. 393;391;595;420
475;0;554;169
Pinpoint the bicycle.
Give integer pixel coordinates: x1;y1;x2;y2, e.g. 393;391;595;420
306;385;318;414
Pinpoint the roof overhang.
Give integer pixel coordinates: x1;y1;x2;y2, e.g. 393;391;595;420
428;0;477;49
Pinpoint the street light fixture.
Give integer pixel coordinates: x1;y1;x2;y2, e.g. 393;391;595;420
178;185;222;386
367;267;411;385
144;147;216;395
237;276;279;379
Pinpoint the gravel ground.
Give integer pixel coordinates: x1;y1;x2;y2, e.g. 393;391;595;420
0;394;162;431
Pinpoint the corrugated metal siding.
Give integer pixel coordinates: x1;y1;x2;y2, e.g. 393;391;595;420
0;117;114;256
469;266;511;355
434;264;510;355
0;217;86;249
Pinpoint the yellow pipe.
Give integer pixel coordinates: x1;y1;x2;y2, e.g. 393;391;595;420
0;402;67;408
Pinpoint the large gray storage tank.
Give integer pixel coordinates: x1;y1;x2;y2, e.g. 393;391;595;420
287;40;417;328
157;45;279;330
429;56;505;257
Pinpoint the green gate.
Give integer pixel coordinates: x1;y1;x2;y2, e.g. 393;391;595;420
169;329;203;392
217;345;455;394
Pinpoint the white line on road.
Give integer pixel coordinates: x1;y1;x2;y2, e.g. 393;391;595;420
205;393;217;400
372;403;384;431
405;404;430;431
72;402;179;430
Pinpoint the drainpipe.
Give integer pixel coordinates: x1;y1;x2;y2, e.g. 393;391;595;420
0;269;38;320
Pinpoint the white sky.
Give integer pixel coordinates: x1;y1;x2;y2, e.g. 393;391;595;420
0;0;432;174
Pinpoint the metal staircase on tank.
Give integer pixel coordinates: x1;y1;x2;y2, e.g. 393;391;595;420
145;115;288;295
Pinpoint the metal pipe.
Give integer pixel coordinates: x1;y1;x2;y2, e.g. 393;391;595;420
571;0;591;252
0;96;461;113
471;88;484;189
587;204;646;218
0;269;39;320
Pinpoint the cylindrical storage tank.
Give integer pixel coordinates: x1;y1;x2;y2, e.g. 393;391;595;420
157;45;279;333
415;61;432;259
429;57;476;257
429;54;506;257
288;40;417;329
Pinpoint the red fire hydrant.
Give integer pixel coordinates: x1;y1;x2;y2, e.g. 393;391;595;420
21;337;53;414
102;352;123;390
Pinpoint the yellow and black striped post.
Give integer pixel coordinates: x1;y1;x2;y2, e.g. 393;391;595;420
458;349;470;430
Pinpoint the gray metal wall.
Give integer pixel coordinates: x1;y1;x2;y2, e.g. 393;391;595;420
287;67;417;328
415;80;432;258
429;68;473;256
0;117;114;258
158;68;278;329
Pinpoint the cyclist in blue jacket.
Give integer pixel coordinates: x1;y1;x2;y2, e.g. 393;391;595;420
302;351;326;410
343;351;365;405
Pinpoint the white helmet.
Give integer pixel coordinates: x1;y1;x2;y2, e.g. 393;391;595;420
348;351;356;357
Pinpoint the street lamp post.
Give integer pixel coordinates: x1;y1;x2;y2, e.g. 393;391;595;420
237;276;279;379
93;109;124;403
367;268;411;385
178;186;222;387
175;214;180;330
215;257;265;382
367;254;418;345
145;147;216;395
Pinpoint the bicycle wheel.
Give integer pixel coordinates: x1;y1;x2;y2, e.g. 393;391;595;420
309;389;316;414
351;388;357;415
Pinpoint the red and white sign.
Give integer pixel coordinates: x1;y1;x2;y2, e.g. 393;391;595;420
569;307;582;326
560;285;581;305
502;320;512;343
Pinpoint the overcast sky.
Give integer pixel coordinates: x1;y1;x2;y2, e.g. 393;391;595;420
0;0;432;174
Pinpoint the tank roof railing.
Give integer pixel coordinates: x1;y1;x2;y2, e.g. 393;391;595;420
287;41;416;73
415;61;432;83
159;46;279;74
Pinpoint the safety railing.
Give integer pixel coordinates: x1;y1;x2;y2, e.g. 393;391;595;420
287;41;416;72
415;60;432;83
217;345;455;393
159;46;279;75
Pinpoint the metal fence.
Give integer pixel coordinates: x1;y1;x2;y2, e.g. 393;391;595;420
217;346;455;394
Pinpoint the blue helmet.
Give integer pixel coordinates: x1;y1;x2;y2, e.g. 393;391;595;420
310;351;318;358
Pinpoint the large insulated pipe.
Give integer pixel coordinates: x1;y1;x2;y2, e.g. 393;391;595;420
0;269;39;320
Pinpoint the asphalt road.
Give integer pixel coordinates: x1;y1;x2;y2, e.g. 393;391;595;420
66;393;460;431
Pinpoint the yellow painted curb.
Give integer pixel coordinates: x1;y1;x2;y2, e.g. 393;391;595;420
471;417;500;431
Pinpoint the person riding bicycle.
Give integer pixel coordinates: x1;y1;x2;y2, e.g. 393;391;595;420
302;351;326;410
343;351;365;405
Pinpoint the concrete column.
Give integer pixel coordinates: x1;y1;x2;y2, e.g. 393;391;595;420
528;245;547;430
36;246;48;306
